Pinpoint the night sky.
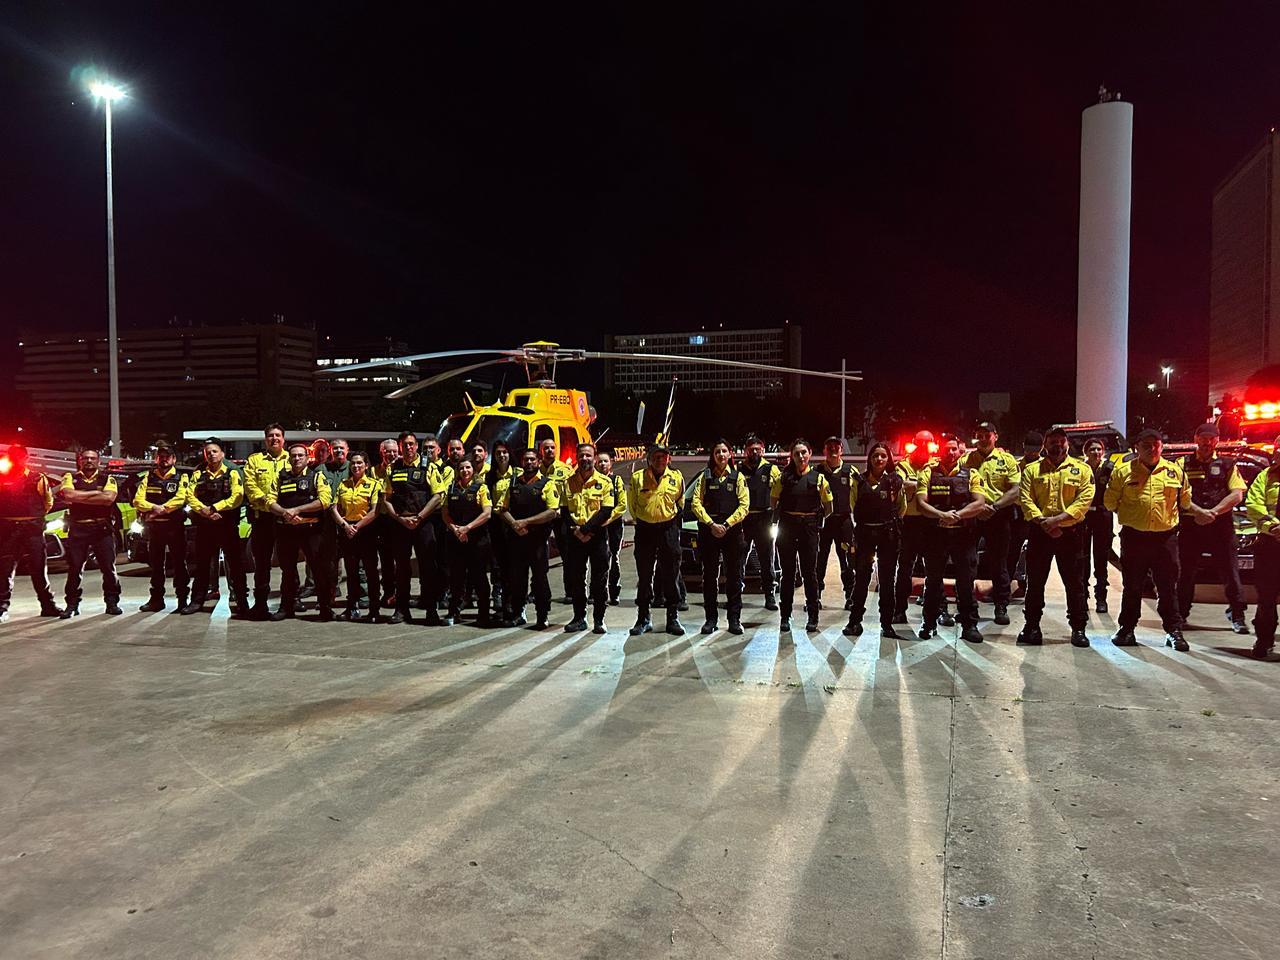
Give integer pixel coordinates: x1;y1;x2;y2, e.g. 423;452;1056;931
4;4;1279;412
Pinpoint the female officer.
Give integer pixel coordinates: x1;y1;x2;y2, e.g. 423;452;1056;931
443;458;493;627
331;452;383;623
844;442;905;639
690;440;749;635
773;438;833;633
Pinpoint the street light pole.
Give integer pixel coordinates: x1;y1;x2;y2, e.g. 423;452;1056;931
839;357;847;442
90;79;126;458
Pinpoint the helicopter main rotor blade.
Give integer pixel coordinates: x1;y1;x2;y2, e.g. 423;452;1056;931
321;349;521;376
585;352;863;382
383;358;511;401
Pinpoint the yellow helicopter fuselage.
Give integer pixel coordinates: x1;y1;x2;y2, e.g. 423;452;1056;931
437;386;595;464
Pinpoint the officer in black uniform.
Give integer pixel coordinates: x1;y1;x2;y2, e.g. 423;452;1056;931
133;441;189;613
59;448;122;618
484;440;515;619
443;458;494;627
182;438;249;617
916;435;986;642
844;442;904;638
0;444;61;622
501;447;561;629
383;432;445;625
816;436;856;609
373;438;401;609
740;435;781;610
595;450;628;606
774;438;834;633
1177;422;1249;634
1080;438;1115;613
267;442;334;621
691;440;750;635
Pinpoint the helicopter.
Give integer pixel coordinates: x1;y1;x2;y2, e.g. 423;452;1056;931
321;341;860;464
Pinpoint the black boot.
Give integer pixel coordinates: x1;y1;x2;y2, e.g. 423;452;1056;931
727;617;744;636
1111;627;1138;646
993;603;1010;626
1070;629;1090;647
764;590;778;612
59;603;80;620
842;619;863;637
1165;630;1189;652
138;594;165;613
666;613;685;636
180;599;203;615
805;607;819;633
105;596;122;616
630;607;653;636
40;599;63;617
1016;625;1043;645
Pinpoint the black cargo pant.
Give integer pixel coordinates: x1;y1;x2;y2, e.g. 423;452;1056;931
341;527;381;617
64;523;120;606
923;525;977;628
848;522;898;627
606;521;624;603
508;529;551;622
376;515;398;603
191;519;246;606
250;514;277;609
1081;509;1114;600
894;516;930;617
277;523;332;616
1118;527;1181;633
634;518;681;618
395;520;440;616
1177;515;1245;622
563;528;609;624
741;511;777;596
146;521;189;602
699;522;744;624
1253;535;1280;649
818;512;854;599
0;519;53;611
1023;524;1087;631
449;531;492;619
975;509;1012;605
489;522;509;614
777;513;821;619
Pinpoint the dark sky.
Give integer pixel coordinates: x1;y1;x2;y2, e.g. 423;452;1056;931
4;3;1279;409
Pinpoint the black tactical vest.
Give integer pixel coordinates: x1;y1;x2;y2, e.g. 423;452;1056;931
508;474;552;523
447;480;486;526
275;471;320;522
927;464;974;517
854;471;903;525
141;470;184;523
191;468;242;523
386;459;432;514
778;468;822;515
1089;460;1113;511
1182;454;1231;511
68;472;115;526
818;462;856;516
699;469;741;523
0;469;47;519
743;460;774;512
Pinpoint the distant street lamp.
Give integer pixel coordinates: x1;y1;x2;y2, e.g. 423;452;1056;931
1161;365;1174;390
89;79;127;458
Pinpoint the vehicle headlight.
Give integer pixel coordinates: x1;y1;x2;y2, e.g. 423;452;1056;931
771;523;779;540
129;519;144;535
45;518;65;535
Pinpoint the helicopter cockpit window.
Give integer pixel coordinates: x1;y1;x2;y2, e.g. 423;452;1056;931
533;423;554;454
558;426;578;464
471;415;529;456
436;414;471;448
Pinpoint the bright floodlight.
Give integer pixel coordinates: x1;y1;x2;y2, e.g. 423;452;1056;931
89;81;126;101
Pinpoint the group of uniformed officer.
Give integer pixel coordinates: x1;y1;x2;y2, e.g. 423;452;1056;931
0;418;1276;659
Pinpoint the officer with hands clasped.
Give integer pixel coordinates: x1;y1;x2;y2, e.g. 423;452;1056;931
691;439;750;636
59;447;121;618
267;442;335;622
1244;437;1280;660
816;436;856;609
501;447;561;630
133;441;190;613
916;434;986;643
843;441;904;639
182;438;249;618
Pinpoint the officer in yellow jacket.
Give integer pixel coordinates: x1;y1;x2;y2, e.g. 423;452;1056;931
133;441;190;613
595;449;628;606
1016;426;1094;647
691;440;750;635
182;438;249;618
1244;439;1280;659
628;443;686;636
267;442;334;621
331;451;383;623
560;442;616;634
243;423;289;620
964;422;1022;625
59;448;121;618
1103;428;1191;650
0;443;61;622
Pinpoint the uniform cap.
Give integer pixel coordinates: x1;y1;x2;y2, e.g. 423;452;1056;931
153;440;173;453
648;443;671;455
1023;431;1044;446
976;421;999;434
1133;428;1164;444
823;436;843;448
1193;422;1219;438
1044;426;1068;440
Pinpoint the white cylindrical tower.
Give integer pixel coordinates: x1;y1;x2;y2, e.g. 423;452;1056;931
1076;97;1133;435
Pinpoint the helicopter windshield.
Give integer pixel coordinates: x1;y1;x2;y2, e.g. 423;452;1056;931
437;413;529;455
435;414;472;448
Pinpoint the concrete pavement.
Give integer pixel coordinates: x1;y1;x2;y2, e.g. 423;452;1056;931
1;559;1277;959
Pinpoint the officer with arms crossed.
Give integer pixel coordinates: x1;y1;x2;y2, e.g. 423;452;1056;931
964;422;1022;625
133;441;190;613
243;423;289;620
59;448;121;618
1016;427;1094;647
182;438;249;618
773;438;834;634
1177;422;1249;635
561;442;615;634
916;435;987;643
0;444;61;622
691;439;750;635
843;442;905;638
816;436;856;609
628;443;686;636
267;442;334;621
1104;429;1191;651
1244;438;1280;660
501;447;561;629
1080;438;1115;613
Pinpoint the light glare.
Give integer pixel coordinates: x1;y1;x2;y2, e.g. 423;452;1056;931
89;81;127;102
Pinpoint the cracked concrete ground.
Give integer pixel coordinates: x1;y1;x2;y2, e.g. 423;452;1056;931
1;558;1277;959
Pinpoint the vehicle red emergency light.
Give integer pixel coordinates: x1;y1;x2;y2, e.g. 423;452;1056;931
902;439;939;455
0;455;10;475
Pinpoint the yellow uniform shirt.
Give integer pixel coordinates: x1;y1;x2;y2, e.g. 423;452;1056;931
487;465;516;513
896;457;937;517
500;473;562;512
1103;457;1191;532
183;465;242;512
561;470;615;528
691;468;750;527
1018;455;1093;527
1245;467;1280;534
60;472;119;496
427;458;455;490
963;447;1022;506
243;449;288;513
335;475;382;522
472;463;489;486
628;467;685;523
266;469;333;523
598;471;628;525
133;467;188;513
